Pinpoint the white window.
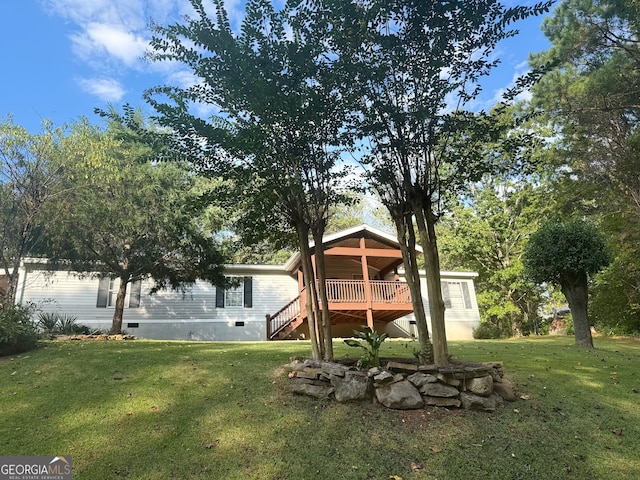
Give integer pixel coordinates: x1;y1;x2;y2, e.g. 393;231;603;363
225;278;244;307
442;281;472;310
97;278;142;308
216;276;253;308
108;279;126;307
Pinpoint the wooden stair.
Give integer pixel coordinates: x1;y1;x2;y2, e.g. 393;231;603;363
267;296;303;340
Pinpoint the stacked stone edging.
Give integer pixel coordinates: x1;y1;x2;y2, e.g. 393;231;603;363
56;334;137;341
285;358;517;411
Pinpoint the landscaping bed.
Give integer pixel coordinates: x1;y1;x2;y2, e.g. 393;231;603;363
286;357;517;411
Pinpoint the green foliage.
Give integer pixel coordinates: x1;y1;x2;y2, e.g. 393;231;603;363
529;1;640;337
0;118;66;303
57;314;79;334
563;312;575;336
322;0;551;364
524;220;609;286
147;0;362;361
473;321;508;340
36;312;60;335
45;117;227;334
591;257;640;335
344;327;389;369
0;304;38;356
438;175;547;337
37;312;86;335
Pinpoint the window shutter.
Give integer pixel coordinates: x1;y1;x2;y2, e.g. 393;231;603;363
215;286;225;308
441;281;451;309
96;277;109;308
129;280;142;308
243;276;253;308
461;282;472;309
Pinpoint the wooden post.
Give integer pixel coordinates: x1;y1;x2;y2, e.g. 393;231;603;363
266;314;272;339
360;237;374;329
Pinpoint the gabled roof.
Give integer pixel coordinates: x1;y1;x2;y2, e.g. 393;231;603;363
283;224;422;272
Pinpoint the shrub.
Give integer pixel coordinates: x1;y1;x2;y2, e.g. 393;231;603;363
344;326;388;369
0;304;38;356
36;312;88;336
472;320;512;339
473;322;499;339
37;312;60;335
564;313;574;335
57;314;79;334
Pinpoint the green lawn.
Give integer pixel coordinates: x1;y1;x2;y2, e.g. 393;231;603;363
1;336;639;479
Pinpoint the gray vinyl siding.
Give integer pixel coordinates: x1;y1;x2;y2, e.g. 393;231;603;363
17;264;299;340
16;263;479;341
391;272;480;340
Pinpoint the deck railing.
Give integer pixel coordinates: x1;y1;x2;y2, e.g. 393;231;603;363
324;280;411;304
324;279;367;303
370;280;412;304
268;280;412;338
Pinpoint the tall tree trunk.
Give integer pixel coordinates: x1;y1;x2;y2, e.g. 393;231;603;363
414;203;449;367
1;219;34;305
561;273;594;348
111;275;129;334
298;226;321;360
312;228;333;361
4;264;21;306
392;210;433;363
309;273;325;360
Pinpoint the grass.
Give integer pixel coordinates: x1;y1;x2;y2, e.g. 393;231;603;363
1;336;639;480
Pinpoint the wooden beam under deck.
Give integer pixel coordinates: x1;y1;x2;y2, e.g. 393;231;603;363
324;246;403;258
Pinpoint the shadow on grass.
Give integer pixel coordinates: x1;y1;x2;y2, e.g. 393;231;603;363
0;337;638;479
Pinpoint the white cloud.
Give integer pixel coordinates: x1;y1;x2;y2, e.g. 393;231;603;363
166;70;201;89
71;23;148;67
42;0;263;109
42;0;247;94
77;77;126;102
44;0;147;31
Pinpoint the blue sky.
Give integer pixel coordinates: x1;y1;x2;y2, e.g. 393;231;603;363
1;1;555;134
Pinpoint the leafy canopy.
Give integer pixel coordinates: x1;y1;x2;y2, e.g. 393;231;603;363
523;220;609;286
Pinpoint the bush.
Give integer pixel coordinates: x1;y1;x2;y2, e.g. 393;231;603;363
0;304;38;356
37;312;60;335
344;327;388;369
36;312;89;335
472;319;513;339
564;313;574;335
473;322;500;339
57;314;79;334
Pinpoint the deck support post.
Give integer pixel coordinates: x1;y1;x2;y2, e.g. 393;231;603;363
366;309;374;329
360;237;375;331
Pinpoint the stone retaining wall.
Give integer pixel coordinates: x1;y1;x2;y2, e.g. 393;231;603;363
285;359;517;411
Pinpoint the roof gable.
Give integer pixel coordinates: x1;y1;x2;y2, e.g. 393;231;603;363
283;224;421;272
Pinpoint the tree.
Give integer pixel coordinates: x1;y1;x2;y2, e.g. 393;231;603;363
523;220;609;347
438;175;547;337
146;0;352;360
0;118;65;305
530;0;640;337
323;0;552;365
47;118;227;334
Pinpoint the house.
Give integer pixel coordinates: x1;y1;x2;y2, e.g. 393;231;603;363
15;225;480;341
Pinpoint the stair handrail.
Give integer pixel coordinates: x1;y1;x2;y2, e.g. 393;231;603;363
267;295;301;338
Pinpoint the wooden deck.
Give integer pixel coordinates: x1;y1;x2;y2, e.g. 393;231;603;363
267;280;413;340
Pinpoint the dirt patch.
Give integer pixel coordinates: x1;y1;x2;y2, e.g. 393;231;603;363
395;405;467;429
